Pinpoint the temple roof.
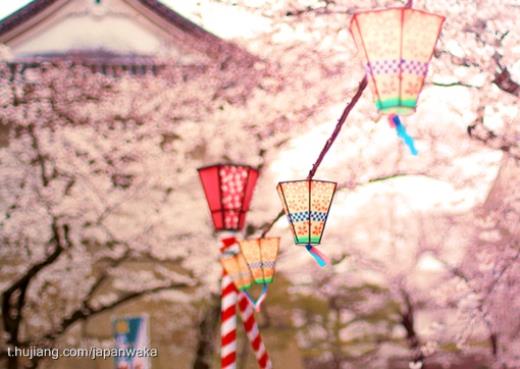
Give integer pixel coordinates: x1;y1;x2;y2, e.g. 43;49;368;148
0;0;256;64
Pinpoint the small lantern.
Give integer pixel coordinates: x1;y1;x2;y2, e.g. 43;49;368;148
277;180;337;267
349;7;445;115
239;238;280;285
220;252;253;291
239;237;280;309
198;164;259;231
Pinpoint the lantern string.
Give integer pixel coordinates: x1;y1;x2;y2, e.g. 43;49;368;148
388;114;418;156
254;284;269;312
260;210;285;238
244;290;258;308
307;75;368;180
244;284;269;312
260;75;368;238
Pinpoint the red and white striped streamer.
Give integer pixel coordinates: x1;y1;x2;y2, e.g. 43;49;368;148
221;272;238;369
237;293;272;369
220;235;239;369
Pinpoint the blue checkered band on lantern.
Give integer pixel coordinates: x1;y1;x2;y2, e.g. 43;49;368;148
262;261;276;268
249;261;263;269
288;211;328;223
365;59;429;77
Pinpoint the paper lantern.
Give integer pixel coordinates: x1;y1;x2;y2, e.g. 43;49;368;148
198;164;259;231
220;252;252;291
239;238;280;285
350;7;445;116
277;180;336;267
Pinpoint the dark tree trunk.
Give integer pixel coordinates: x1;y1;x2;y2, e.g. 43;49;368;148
237;334;249;369
7;355;18;369
490;332;498;358
192;294;221;369
400;290;426;368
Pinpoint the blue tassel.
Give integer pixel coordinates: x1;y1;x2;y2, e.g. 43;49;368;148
305;245;327;267
391;115;418;156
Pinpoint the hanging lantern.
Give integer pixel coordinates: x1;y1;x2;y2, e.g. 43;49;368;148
239;237;280;309
220;251;253;292
198;164;259;231
277;180;336;267
240;238;280;285
350;6;444;154
350;7;444;115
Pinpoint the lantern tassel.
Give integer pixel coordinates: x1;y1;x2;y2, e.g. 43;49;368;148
305;245;330;267
254;285;269;312
389;114;418;156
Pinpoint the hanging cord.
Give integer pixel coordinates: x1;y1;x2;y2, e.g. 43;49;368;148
244;284;269;312
244;290;258;308
307;75;368;180
260;75;368;238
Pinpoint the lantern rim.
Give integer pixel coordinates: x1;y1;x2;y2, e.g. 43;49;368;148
215;227;249;232
379;106;416;116
197;163;259;173
349;6;445;30
276;179;338;186
348;7;446;54
239;236;281;243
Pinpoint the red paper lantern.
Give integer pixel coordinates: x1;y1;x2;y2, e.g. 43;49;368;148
198;164;259;231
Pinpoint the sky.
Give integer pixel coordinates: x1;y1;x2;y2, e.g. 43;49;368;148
0;0;32;20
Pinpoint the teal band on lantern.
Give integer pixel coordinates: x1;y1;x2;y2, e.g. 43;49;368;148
294;235;322;244
263;276;274;284
375;98;417;115
239;283;252;291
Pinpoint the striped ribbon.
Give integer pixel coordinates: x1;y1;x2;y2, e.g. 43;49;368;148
221;272;238;369
238;292;272;369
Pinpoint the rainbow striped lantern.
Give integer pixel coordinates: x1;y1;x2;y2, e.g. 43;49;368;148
350;6;445;155
198;164;259;231
239;238;280;310
277;180;336;267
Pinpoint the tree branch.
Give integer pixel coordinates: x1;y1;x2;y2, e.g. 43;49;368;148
259;171;427;237
2;221;67;346
38;281;192;344
307;76;367;179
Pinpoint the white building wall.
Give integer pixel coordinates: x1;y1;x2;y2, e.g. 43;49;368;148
6;0;203;63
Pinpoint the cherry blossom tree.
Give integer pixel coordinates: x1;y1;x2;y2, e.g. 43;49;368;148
1;1;519;369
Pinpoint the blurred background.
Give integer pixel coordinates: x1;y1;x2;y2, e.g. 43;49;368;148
0;0;519;369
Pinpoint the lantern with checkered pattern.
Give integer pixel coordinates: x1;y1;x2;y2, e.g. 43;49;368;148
198;164;259;231
239;238;280;285
350;6;444;115
350;6;444;155
277;179;336;267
